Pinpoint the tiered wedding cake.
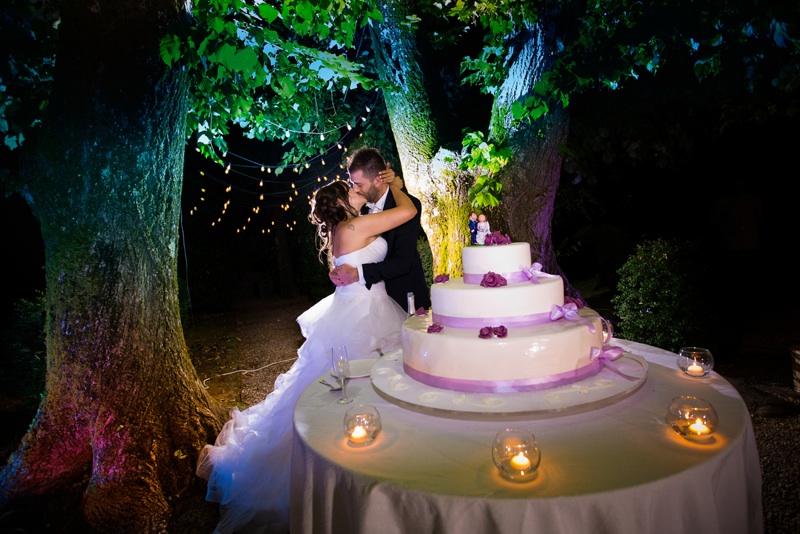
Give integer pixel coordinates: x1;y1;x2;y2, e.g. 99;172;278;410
402;235;607;393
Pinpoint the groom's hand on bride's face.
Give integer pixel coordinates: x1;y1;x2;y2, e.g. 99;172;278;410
330;264;359;287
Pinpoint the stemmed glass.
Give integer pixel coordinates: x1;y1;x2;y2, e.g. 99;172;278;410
331;346;353;404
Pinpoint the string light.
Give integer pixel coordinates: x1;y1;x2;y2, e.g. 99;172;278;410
190;94;379;234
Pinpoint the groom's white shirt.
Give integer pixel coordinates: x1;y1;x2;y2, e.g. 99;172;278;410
357;187;391;285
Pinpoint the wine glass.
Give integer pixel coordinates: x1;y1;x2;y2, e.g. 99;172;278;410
331;346;353;404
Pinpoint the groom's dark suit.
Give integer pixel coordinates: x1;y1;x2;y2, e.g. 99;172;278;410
361;188;431;310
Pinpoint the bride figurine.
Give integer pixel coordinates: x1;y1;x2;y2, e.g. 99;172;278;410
196;160;414;533
475;213;490;245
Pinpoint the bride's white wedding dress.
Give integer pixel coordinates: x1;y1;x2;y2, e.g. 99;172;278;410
196;237;408;533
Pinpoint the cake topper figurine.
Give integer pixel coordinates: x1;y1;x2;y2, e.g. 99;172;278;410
476;213;490;245
468;212;478;245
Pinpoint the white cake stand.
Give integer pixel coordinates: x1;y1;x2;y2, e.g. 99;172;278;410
369;347;648;417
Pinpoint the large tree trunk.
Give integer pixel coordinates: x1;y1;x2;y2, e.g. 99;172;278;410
0;1;225;530
487;16;578;296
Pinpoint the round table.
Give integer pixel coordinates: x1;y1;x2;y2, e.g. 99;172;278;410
290;340;763;533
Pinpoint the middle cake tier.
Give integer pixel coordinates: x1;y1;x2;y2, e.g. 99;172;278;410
430;275;564;328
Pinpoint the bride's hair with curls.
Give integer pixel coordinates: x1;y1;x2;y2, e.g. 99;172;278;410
310;180;359;267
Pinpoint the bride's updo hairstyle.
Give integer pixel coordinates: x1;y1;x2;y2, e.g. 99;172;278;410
310;180;359;267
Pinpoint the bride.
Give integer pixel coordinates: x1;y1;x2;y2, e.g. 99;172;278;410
196;164;415;533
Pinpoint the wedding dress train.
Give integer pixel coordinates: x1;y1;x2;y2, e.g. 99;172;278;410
196;237;408;533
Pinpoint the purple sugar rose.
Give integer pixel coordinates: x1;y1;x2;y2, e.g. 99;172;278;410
480;271;508;288
478;326;494;339
484;231;511;246
433;274;450;284
427;323;444;333
492;325;508;338
416;307;428;315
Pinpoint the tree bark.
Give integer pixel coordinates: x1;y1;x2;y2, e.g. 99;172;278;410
488;16;577;295
371;1;475;274
1;1;225;530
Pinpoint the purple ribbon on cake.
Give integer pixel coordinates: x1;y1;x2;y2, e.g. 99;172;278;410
549;303;597;333
590;345;638;381
403;361;603;393
432;311;552;329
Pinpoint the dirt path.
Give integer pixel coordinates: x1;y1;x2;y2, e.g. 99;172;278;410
185;295;311;410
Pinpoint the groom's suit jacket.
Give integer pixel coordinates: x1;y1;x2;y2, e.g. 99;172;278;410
361;188;431;310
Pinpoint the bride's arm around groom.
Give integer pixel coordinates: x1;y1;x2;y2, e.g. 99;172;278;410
330;147;431;310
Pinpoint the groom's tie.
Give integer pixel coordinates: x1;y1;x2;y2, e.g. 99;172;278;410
366;202;382;213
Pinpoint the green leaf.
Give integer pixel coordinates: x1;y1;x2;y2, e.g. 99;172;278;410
159;35;182;67
258;3;280;23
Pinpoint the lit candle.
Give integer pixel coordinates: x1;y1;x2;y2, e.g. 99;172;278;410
688;418;710;435
509;452;531;471
349;425;368;444
686;361;705;376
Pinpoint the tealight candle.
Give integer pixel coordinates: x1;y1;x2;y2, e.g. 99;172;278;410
492;429;541;482
343;404;381;446
689;418;710;435
677;347;714;377
686;362;705;376
510;452;531;471
665;396;718;442
349;425;368;444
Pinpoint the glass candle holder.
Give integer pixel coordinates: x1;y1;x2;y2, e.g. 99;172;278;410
343;404;381;446
492;429;541;482
665;396;719;441
677;347;714;377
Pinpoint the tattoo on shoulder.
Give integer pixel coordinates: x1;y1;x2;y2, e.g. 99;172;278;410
346;223;355;232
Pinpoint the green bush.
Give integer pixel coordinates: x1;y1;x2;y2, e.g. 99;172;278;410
611;238;714;352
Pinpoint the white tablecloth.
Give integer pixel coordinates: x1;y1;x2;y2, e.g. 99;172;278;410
290;340;763;533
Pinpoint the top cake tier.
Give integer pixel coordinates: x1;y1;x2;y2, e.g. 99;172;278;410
431;242;565;328
462;242;534;284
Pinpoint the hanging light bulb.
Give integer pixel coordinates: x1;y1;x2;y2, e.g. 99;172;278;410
346;123;352;131
259;180;263;186
261;165;265;172
321;159;326;166
366;106;371;112
320;133;325;141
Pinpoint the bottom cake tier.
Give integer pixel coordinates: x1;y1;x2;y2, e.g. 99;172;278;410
402;309;605;393
371;348;648;415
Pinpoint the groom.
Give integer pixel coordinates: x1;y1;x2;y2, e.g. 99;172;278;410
330;147;431;310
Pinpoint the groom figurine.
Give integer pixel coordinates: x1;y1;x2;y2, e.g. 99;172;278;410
330;147;431;310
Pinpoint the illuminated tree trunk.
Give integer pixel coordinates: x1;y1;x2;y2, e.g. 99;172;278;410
372;2;576;295
0;1;225;530
487;17;577;295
